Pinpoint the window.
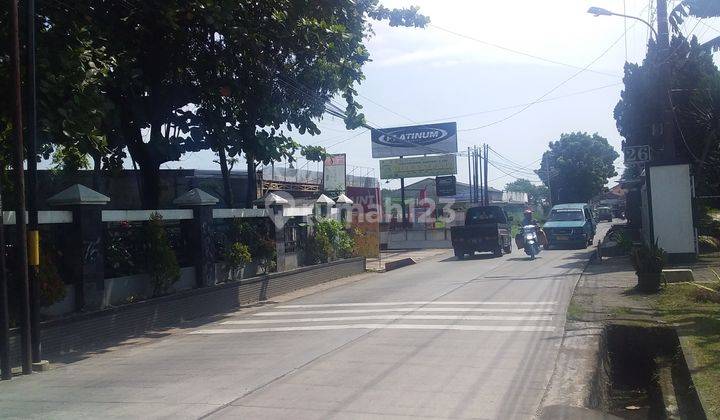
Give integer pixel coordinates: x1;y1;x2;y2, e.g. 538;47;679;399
548;210;585;222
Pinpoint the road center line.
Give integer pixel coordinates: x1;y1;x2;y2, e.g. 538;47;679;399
189;324;557;334
221;315;554;325
255;307;556;316
277;301;557;308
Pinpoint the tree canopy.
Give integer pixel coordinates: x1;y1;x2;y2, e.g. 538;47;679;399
670;0;720;51
536;132;619;204
1;1;428;207
614;34;720;196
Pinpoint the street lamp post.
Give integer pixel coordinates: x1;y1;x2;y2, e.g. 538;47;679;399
587;7;658;39
589;2;697;262
587;2;675;161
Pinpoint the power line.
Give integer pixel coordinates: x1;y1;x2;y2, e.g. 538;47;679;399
487;145;537;172
356;93;417;124
429;24;621;78
668;90;701;162
415;83;622;124
325;129;369;149
459;19;637;133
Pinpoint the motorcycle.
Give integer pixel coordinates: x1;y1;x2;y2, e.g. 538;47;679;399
522;225;541;260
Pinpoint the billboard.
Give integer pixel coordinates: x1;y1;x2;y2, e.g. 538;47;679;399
436;175;457;196
323;154;346;192
371;122;457;158
379;154;457;179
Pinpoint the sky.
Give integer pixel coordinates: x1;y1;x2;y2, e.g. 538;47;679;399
174;0;720;191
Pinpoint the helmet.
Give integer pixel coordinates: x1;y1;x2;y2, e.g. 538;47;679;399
524;209;533;215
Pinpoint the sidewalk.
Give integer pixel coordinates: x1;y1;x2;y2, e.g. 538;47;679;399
542;252;720;418
365;248;452;272
541;255;657;413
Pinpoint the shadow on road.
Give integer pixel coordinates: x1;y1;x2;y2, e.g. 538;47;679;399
439;253;499;262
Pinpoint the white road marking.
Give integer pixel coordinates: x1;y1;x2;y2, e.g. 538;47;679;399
189;324;556;334
255;307;556;316
221;314;554;325
277;301;557;308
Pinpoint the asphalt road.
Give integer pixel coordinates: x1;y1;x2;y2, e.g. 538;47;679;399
0;223;611;420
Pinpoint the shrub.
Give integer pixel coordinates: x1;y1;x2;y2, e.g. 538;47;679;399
608;229;633;254
226;242;252;270
304;218;354;264
228;219;276;273
38;251;66;307
144;212;180;297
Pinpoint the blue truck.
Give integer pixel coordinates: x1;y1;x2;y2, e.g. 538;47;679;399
542;203;596;249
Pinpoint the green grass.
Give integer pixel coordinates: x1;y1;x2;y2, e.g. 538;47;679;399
566;301;585;321
654;283;720;418
610;306;632;317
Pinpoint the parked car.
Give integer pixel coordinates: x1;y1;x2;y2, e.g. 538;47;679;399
543;203;596;249
597;206;613;222
451;206;512;259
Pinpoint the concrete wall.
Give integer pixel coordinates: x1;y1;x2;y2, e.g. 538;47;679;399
387;228;452;249
7;257;365;368
40;286;76;318
102;267;196;307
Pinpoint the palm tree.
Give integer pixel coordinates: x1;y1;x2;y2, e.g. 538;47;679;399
670;0;720;51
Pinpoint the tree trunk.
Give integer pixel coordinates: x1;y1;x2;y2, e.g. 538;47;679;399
91;152;102;191
218;147;234;207
138;160;161;209
245;152;257;209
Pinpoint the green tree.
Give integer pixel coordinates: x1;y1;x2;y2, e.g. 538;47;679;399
615;35;720;196
0;4;117;182
536;132;619;204
670;0;720;51
193;2;428;207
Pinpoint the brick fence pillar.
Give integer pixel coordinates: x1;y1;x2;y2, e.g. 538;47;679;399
47;184;110;311
174;188;219;288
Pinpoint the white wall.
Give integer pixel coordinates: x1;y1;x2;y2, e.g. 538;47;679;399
649;164;696;255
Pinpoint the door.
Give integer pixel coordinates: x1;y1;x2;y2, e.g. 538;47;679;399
584;207;595;236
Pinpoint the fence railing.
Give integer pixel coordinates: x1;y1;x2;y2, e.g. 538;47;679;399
2;185;355;316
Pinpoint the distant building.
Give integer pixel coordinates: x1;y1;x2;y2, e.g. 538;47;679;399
381;177;525;205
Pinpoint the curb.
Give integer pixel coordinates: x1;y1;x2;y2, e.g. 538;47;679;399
384;258;416;271
677;335;713;419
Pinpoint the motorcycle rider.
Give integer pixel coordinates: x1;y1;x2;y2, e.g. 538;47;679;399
522;209;537;226
516;209;547;249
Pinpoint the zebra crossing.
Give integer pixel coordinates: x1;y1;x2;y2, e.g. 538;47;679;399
188;300;560;335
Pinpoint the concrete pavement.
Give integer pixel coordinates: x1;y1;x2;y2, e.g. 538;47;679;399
0;224;611;419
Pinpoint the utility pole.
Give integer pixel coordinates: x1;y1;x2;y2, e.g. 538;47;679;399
473;146;480;204
9;0;33;375
656;0;676;161
0;169;10;380
26;0;42;365
467;147;473;203
483;144;489;206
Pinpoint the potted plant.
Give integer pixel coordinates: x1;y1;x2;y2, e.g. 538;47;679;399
631;240;667;292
